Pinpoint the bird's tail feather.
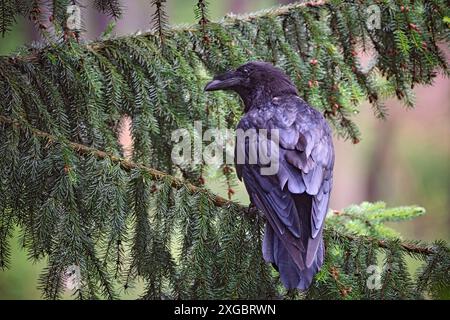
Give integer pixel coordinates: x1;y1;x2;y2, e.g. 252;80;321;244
263;224;324;290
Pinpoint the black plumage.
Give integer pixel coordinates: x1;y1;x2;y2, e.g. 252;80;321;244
205;61;334;290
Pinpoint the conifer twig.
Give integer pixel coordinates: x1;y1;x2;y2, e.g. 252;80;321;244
340;233;435;256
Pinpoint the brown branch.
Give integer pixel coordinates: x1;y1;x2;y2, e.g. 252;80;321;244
341;233;435;256
0;114;232;208
0;114;436;256
331;210;435;255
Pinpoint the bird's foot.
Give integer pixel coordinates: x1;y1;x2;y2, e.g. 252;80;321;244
246;203;264;226
246;203;257;215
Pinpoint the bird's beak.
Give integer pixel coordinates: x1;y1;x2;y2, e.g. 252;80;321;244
204;70;242;91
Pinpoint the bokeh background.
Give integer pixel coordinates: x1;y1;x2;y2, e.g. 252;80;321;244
0;0;448;299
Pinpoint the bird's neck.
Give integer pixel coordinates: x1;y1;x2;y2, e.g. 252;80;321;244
240;88;267;112
237;87;297;112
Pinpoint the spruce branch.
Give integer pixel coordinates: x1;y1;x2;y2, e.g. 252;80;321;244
93;0;123;19
0;114;439;257
150;0;168;44
340;233;435;256
0;0;449;299
195;0;210;45
0;0;15;37
4;0;445;142
0;114;231;208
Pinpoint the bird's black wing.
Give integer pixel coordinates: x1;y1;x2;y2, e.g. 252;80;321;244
235;95;334;274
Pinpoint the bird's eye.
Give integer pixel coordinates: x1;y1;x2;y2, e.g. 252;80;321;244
242;68;250;75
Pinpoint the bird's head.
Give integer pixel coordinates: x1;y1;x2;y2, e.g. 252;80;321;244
204;61;298;111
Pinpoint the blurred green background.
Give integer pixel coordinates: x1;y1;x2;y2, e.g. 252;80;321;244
0;0;448;299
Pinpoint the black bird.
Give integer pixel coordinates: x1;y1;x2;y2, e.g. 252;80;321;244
205;61;334;290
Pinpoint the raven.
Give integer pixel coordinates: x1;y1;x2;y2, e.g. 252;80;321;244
205;61;334;290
